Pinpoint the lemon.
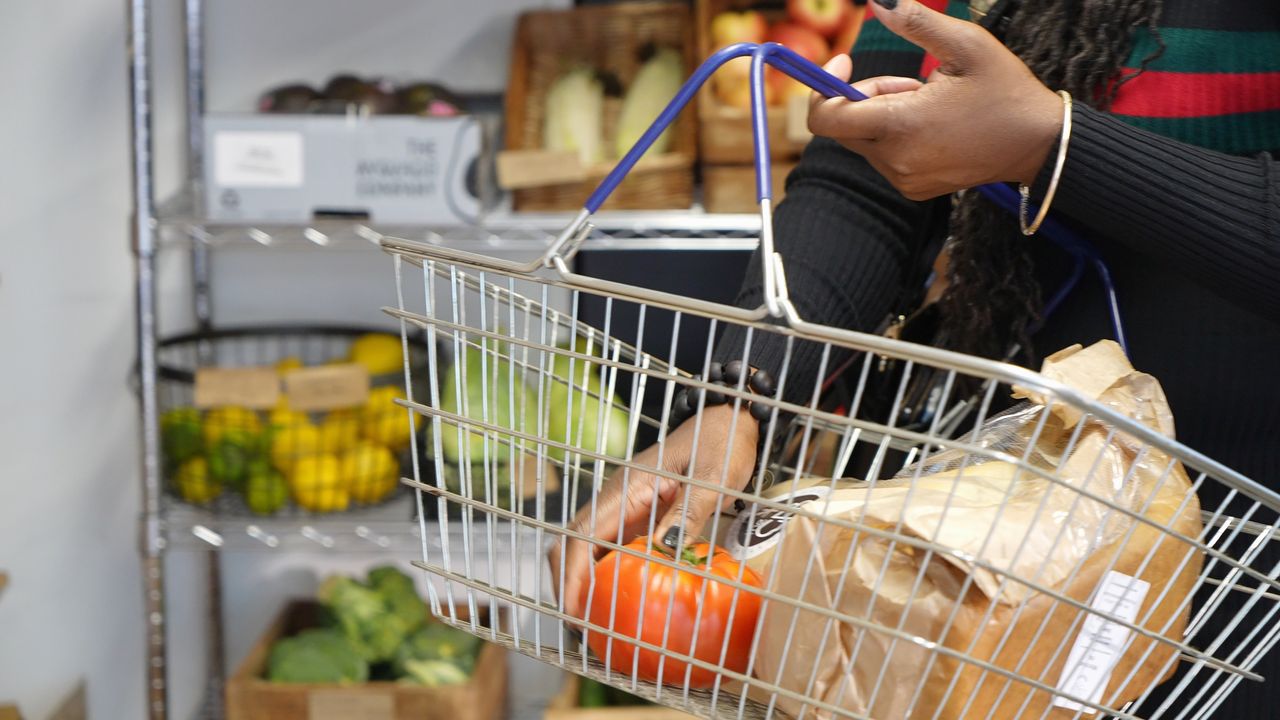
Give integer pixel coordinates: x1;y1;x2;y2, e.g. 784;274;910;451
361;411;412;451
361;385;406;418
174;457;222;504
348;333;403;375
318;410;361;453
203;406;263;447
268;406;312;431
275;356;304;374
340;441;400;504
270;422;322;472
290;454;348;512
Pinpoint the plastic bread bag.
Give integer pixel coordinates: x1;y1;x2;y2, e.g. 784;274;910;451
721;341;1203;719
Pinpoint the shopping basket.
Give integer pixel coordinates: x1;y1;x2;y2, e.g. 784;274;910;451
377;43;1280;719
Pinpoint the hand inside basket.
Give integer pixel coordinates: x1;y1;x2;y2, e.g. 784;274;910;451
549;404;759;619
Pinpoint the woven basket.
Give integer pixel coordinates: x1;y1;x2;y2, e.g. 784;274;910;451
505;2;696;211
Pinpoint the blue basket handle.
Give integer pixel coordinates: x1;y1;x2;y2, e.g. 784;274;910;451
576;42;1127;352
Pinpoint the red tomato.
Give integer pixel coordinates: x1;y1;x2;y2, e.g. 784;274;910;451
582;537;764;688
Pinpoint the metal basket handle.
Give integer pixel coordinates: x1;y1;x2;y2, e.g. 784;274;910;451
547;41;1128;349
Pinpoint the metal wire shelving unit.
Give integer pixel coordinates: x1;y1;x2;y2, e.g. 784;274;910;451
125;2;765;718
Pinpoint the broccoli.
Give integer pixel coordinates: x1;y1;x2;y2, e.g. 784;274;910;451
367;565;429;632
267;628;368;684
318;575;414;663
393;622;482;686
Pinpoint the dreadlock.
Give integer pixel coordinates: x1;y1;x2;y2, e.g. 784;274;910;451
937;0;1165;361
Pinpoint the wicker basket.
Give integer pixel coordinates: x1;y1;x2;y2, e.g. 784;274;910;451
504;2;696;211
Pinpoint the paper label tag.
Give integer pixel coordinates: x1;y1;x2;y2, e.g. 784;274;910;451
193;366;280;409
307;689;394;720
283;364;370;411
214;130;304;187
725;485;832;561
1052;571;1150;713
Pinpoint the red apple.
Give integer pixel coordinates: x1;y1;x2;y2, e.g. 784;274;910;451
767;23;831;104
830;4;867;57
710;10;768;47
788;0;852;39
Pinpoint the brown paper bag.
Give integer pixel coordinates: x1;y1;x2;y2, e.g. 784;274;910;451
738;341;1202;719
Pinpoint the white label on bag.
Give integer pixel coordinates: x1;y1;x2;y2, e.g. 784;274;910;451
1052;571;1150;713
214;130;303;187
725;485;832;560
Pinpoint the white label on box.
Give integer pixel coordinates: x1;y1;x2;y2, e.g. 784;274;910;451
214;130;304;187
1052;571;1150;713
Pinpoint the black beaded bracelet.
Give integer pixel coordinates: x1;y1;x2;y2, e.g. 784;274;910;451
668;360;778;429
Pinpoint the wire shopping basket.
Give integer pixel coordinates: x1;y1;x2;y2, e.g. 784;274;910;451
379;42;1280;719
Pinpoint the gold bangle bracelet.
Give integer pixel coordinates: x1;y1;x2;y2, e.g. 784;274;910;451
1020;90;1073;236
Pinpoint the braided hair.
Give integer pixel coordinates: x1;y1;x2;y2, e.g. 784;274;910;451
937;0;1165;361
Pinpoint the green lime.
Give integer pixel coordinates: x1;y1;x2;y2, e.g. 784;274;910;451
161;407;203;464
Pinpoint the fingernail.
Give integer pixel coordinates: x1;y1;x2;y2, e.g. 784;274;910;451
874;0;898;8
662;526;682;549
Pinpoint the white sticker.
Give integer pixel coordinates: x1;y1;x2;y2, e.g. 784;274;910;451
725;485;832;560
213;131;304;187
1053;571;1151;713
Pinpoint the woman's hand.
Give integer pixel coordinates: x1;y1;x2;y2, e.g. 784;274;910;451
548;404;759;619
807;0;1063;200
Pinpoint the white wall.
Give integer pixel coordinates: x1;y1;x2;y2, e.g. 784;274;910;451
0;0;145;717
0;0;570;717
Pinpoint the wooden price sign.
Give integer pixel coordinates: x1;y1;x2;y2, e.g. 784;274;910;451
307;690;393;720
193;366;281;409
283;363;371;411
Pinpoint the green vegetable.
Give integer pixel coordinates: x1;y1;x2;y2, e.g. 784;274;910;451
543;67;604;165
435;344;539;465
579;678;608;708
318;575;415;663
244;460;287;515
394;622;482;686
545;339;630;466
267;628;368;684
367;566;429;632
161;407;203;464
615;47;684;159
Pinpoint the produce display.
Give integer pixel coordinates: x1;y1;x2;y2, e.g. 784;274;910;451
266;566;482;688
161;333;409;514
541;45;685;166
709;0;865;108
430;338;631;508
582;537;763;688
258;73;466;117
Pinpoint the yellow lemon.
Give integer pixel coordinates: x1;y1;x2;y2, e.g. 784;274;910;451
318;410;360;454
340;440;400;504
268;406;311;431
348;333;403;375
270;422;322;472
202;406;263;447
360;411;412;451
275;356;304;374
290;454;348;512
174;457;222;504
361;385;406;418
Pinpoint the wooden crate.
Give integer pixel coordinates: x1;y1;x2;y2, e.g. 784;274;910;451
703;162;796;214
504;2;696;211
695;0;811;164
545;673;698;720
226;601;507;720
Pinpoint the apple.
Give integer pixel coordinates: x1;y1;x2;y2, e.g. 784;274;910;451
766;23;831;104
788;0;852;39
710;10;768;46
830;4;867;57
710;11;768;108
